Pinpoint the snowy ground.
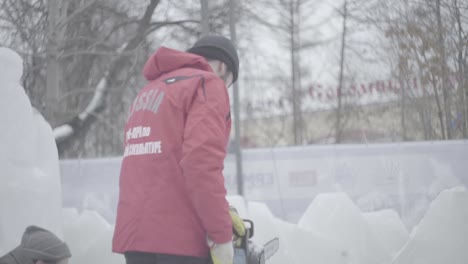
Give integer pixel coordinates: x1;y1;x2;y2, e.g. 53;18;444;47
2;47;468;264
61;189;468;264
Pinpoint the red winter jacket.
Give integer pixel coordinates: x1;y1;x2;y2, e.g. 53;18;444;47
112;47;233;257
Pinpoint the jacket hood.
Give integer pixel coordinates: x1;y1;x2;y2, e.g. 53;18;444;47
143;47;213;81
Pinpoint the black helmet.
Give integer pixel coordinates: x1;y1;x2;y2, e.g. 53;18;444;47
187;35;239;83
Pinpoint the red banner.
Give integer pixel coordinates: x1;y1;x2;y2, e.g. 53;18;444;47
308;78;420;101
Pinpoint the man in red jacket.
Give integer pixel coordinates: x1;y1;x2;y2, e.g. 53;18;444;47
113;35;244;264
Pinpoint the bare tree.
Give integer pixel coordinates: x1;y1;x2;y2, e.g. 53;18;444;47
435;0;453;139
0;0;199;158
335;0;348;143
200;0;209;35
367;0;468;141
241;0;323;145
451;0;468;137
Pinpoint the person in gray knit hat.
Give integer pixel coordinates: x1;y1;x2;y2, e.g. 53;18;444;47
187;35;240;85
0;226;71;264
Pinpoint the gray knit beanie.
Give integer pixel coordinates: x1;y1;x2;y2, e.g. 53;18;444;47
187;35;240;83
8;226;71;263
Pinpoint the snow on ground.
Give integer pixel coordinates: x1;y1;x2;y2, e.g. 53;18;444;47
298;192;391;264
246;202;294;264
363;209;409;257
275;218;348;264
58;189;468;264
0;48;63;255
393;187;468;264
62;208;123;264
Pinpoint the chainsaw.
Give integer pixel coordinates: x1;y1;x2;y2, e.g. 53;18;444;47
233;219;280;264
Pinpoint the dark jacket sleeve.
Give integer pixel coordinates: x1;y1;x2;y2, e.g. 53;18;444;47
180;74;233;244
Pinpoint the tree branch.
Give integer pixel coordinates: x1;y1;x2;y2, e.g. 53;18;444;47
56;0;97;29
54;0;162;144
146;19;199;34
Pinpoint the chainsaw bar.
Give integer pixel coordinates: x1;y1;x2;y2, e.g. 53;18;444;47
263;237;279;260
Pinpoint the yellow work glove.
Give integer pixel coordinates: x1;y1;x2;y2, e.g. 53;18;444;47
229;206;246;247
208;206;246;264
